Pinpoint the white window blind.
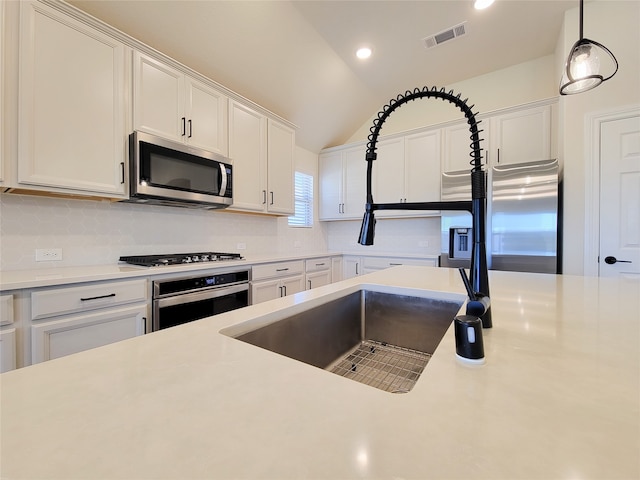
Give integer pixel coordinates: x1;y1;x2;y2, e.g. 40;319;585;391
288;172;313;227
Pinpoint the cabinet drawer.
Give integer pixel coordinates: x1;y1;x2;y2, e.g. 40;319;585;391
305;258;331;272
362;256;437;270
252;261;304;281
31;279;147;320
0;294;14;326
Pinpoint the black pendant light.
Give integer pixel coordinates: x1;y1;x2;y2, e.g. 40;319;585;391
560;0;618;95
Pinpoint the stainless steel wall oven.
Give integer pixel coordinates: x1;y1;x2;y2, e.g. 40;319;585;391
152;270;250;331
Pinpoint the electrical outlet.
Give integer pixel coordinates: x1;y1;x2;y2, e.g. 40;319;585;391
236;243;246;250
36;248;63;262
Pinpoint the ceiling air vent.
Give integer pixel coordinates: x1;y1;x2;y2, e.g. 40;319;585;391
423;22;467;49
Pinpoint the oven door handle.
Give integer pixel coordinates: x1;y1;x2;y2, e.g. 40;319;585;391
155;283;248;308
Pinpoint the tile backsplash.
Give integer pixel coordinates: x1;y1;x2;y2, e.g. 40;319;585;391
0;193;329;271
0;193;442;272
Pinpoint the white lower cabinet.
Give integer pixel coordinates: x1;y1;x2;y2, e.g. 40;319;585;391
251;260;305;304
305;257;332;290
343;256;362;279
29;278;149;364
0;329;17;373
0;294;16;372
31;304;146;364
344;255;438;279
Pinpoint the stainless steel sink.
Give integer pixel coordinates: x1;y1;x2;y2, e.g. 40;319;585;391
221;288;464;393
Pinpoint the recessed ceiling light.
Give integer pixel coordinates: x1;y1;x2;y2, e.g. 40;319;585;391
474;0;494;9
356;47;372;59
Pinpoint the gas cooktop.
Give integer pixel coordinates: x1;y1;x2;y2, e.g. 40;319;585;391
119;252;244;267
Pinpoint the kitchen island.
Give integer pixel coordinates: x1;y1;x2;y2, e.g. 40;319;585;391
1;267;638;479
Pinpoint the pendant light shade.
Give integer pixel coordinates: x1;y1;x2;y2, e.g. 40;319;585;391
559;0;618;95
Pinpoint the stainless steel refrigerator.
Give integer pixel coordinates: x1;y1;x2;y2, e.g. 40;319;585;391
440;158;562;274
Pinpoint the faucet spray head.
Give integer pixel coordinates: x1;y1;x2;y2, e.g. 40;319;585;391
358;210;376;245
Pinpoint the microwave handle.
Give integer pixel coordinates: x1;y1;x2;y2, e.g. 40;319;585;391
219;163;228;196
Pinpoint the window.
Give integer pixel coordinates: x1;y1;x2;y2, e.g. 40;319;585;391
288;172;313;227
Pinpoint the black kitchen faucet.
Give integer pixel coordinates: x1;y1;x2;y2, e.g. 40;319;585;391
357;87;492;328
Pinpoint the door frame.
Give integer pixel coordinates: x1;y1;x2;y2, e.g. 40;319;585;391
583;104;640;276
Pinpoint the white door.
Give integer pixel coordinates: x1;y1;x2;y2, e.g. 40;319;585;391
599;115;640;278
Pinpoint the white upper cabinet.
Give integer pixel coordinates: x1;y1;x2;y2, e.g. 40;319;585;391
0;0;5;186
374;130;441;217
442;102;554;172
228;100;295;215
133;51;228;155
442;121;481;173
266;119;295;214
319;144;368;220
17;0;127;197
374;137;405;205
489;104;552;166
228;100;266;212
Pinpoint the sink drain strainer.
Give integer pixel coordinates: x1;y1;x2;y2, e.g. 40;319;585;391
328;340;431;393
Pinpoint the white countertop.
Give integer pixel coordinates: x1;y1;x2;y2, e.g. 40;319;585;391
0;252;438;291
1;267;639;479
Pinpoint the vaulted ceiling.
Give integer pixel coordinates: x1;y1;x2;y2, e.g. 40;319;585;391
69;0;576;153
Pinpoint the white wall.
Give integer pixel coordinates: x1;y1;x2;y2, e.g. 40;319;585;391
557;1;640;275
0;146;328;271
345;55;559;146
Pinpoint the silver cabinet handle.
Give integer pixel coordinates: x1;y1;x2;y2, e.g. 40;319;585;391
270;192;274;205
262;190;267;204
308;280;312;289
276;268;289;272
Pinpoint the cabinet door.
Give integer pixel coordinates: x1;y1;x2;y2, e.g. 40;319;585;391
0;0;5;185
343;145;368;218
228;101;267;212
343;256;361;279
133;51;184;141
0;328;17;373
31;304;147;364
491;105;551;165
18;1;127;196
374;137;405;206
331;257;343;283
250;279;281;305
267;119;295;214
185;76;228;155
443;121;476;173
405;129;441;211
319;151;344;220
306;270;331;290
280;275;304;297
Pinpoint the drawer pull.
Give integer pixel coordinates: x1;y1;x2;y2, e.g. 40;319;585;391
80;293;116;302
276;268;289;272
315;263;325;266
389;263;402;266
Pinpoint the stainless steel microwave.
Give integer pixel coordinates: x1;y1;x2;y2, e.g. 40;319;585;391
126;131;233;209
